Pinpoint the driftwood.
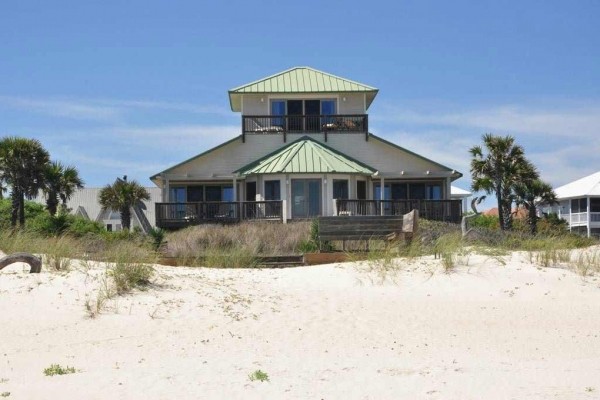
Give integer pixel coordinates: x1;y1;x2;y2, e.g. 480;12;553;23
461;197;484;238
0;252;42;273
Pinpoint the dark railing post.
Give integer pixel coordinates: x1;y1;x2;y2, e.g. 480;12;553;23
242;116;245;143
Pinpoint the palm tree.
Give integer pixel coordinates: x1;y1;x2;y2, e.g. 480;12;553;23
98;176;150;230
0;137;50;227
43;161;85;216
514;179;557;235
470;134;535;230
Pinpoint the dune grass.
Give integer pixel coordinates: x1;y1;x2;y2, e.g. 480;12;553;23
163;221;311;267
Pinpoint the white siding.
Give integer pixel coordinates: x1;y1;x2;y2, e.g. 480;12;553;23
33;187;162;228
240;93;365;116
338;93;365;114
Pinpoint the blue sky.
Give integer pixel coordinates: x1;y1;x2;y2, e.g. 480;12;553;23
1;1;599;205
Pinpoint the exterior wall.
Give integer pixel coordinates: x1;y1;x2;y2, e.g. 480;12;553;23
338;93;365;114
544;196;600;238
240;93;366;116
163;133;452;184
32;187;161;229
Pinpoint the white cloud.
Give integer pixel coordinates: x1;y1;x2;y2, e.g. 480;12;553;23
0;96;233;121
375;102;600;140
0;96;122;121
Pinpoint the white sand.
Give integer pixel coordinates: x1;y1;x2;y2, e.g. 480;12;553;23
1;251;600;399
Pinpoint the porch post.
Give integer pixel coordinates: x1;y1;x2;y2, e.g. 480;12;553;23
323;174;328;216
282;200;287;223
163;175;170;202
232;175;238;201
380;176;385;216
569;199;573;232
587;196;591;238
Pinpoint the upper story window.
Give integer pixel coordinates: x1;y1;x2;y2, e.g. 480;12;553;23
271;99;336;131
271;99;336;116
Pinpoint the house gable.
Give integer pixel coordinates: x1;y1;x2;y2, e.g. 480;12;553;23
152;132;460;185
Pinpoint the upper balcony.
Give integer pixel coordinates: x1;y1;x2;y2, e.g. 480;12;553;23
242;114;368;142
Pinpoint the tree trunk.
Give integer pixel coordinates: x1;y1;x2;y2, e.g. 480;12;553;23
18;193;25;226
10;190;19;227
121;206;131;230
496;191;505;231
529;205;538;235
502;199;513;231
46;193;58;216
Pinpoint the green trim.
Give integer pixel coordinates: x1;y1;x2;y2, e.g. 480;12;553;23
149;135;242;182
368;133;463;180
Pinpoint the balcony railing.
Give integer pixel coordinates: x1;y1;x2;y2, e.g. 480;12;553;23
335;199;463;223
242;114;368;142
560;212;600;226
155;201;283;229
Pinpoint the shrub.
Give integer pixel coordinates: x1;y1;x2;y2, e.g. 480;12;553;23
203;247;257;268
43;364;76;376
148;227;166;251
66;217;105;237
111;262;154;294
468;214;500;230
0;199;46;229
248;370;269;382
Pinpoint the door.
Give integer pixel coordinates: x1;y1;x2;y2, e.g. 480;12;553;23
288;100;303;131
245;181;257;218
291;179;321;218
305;100;320;131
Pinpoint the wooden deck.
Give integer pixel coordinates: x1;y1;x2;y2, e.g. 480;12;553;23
155;201;283;229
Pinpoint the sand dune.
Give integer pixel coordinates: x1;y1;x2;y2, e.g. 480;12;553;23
1;251;600;399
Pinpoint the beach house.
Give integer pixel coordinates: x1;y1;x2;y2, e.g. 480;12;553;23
547;171;600;238
151;67;463;228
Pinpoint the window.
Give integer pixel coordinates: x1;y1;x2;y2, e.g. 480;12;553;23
264;180;281;201
271;100;286;127
572;198;588;213
169;187;186;202
270;99;337;131
356;181;367;200
590;198;600;212
333;180;349;199
375;182;443;200
374;184;391;200
391;183;408;200
426;184;442;200
205;185;234;202
187;186;203;202
222;186;234;202
106;224;112;232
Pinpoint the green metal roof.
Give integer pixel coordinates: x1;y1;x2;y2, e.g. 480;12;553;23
234;136;376;176
229;66;379;111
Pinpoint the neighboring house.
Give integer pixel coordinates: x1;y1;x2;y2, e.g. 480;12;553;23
151;66;463;228
450;186;472;213
545;171;600;238
33;187;161;233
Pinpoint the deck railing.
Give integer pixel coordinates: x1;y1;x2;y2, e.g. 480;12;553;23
335;199;462;223
560;212;600;225
242;114;368;142
155;201;283;229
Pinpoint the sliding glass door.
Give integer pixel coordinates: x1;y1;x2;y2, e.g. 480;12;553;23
291;179;321;218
